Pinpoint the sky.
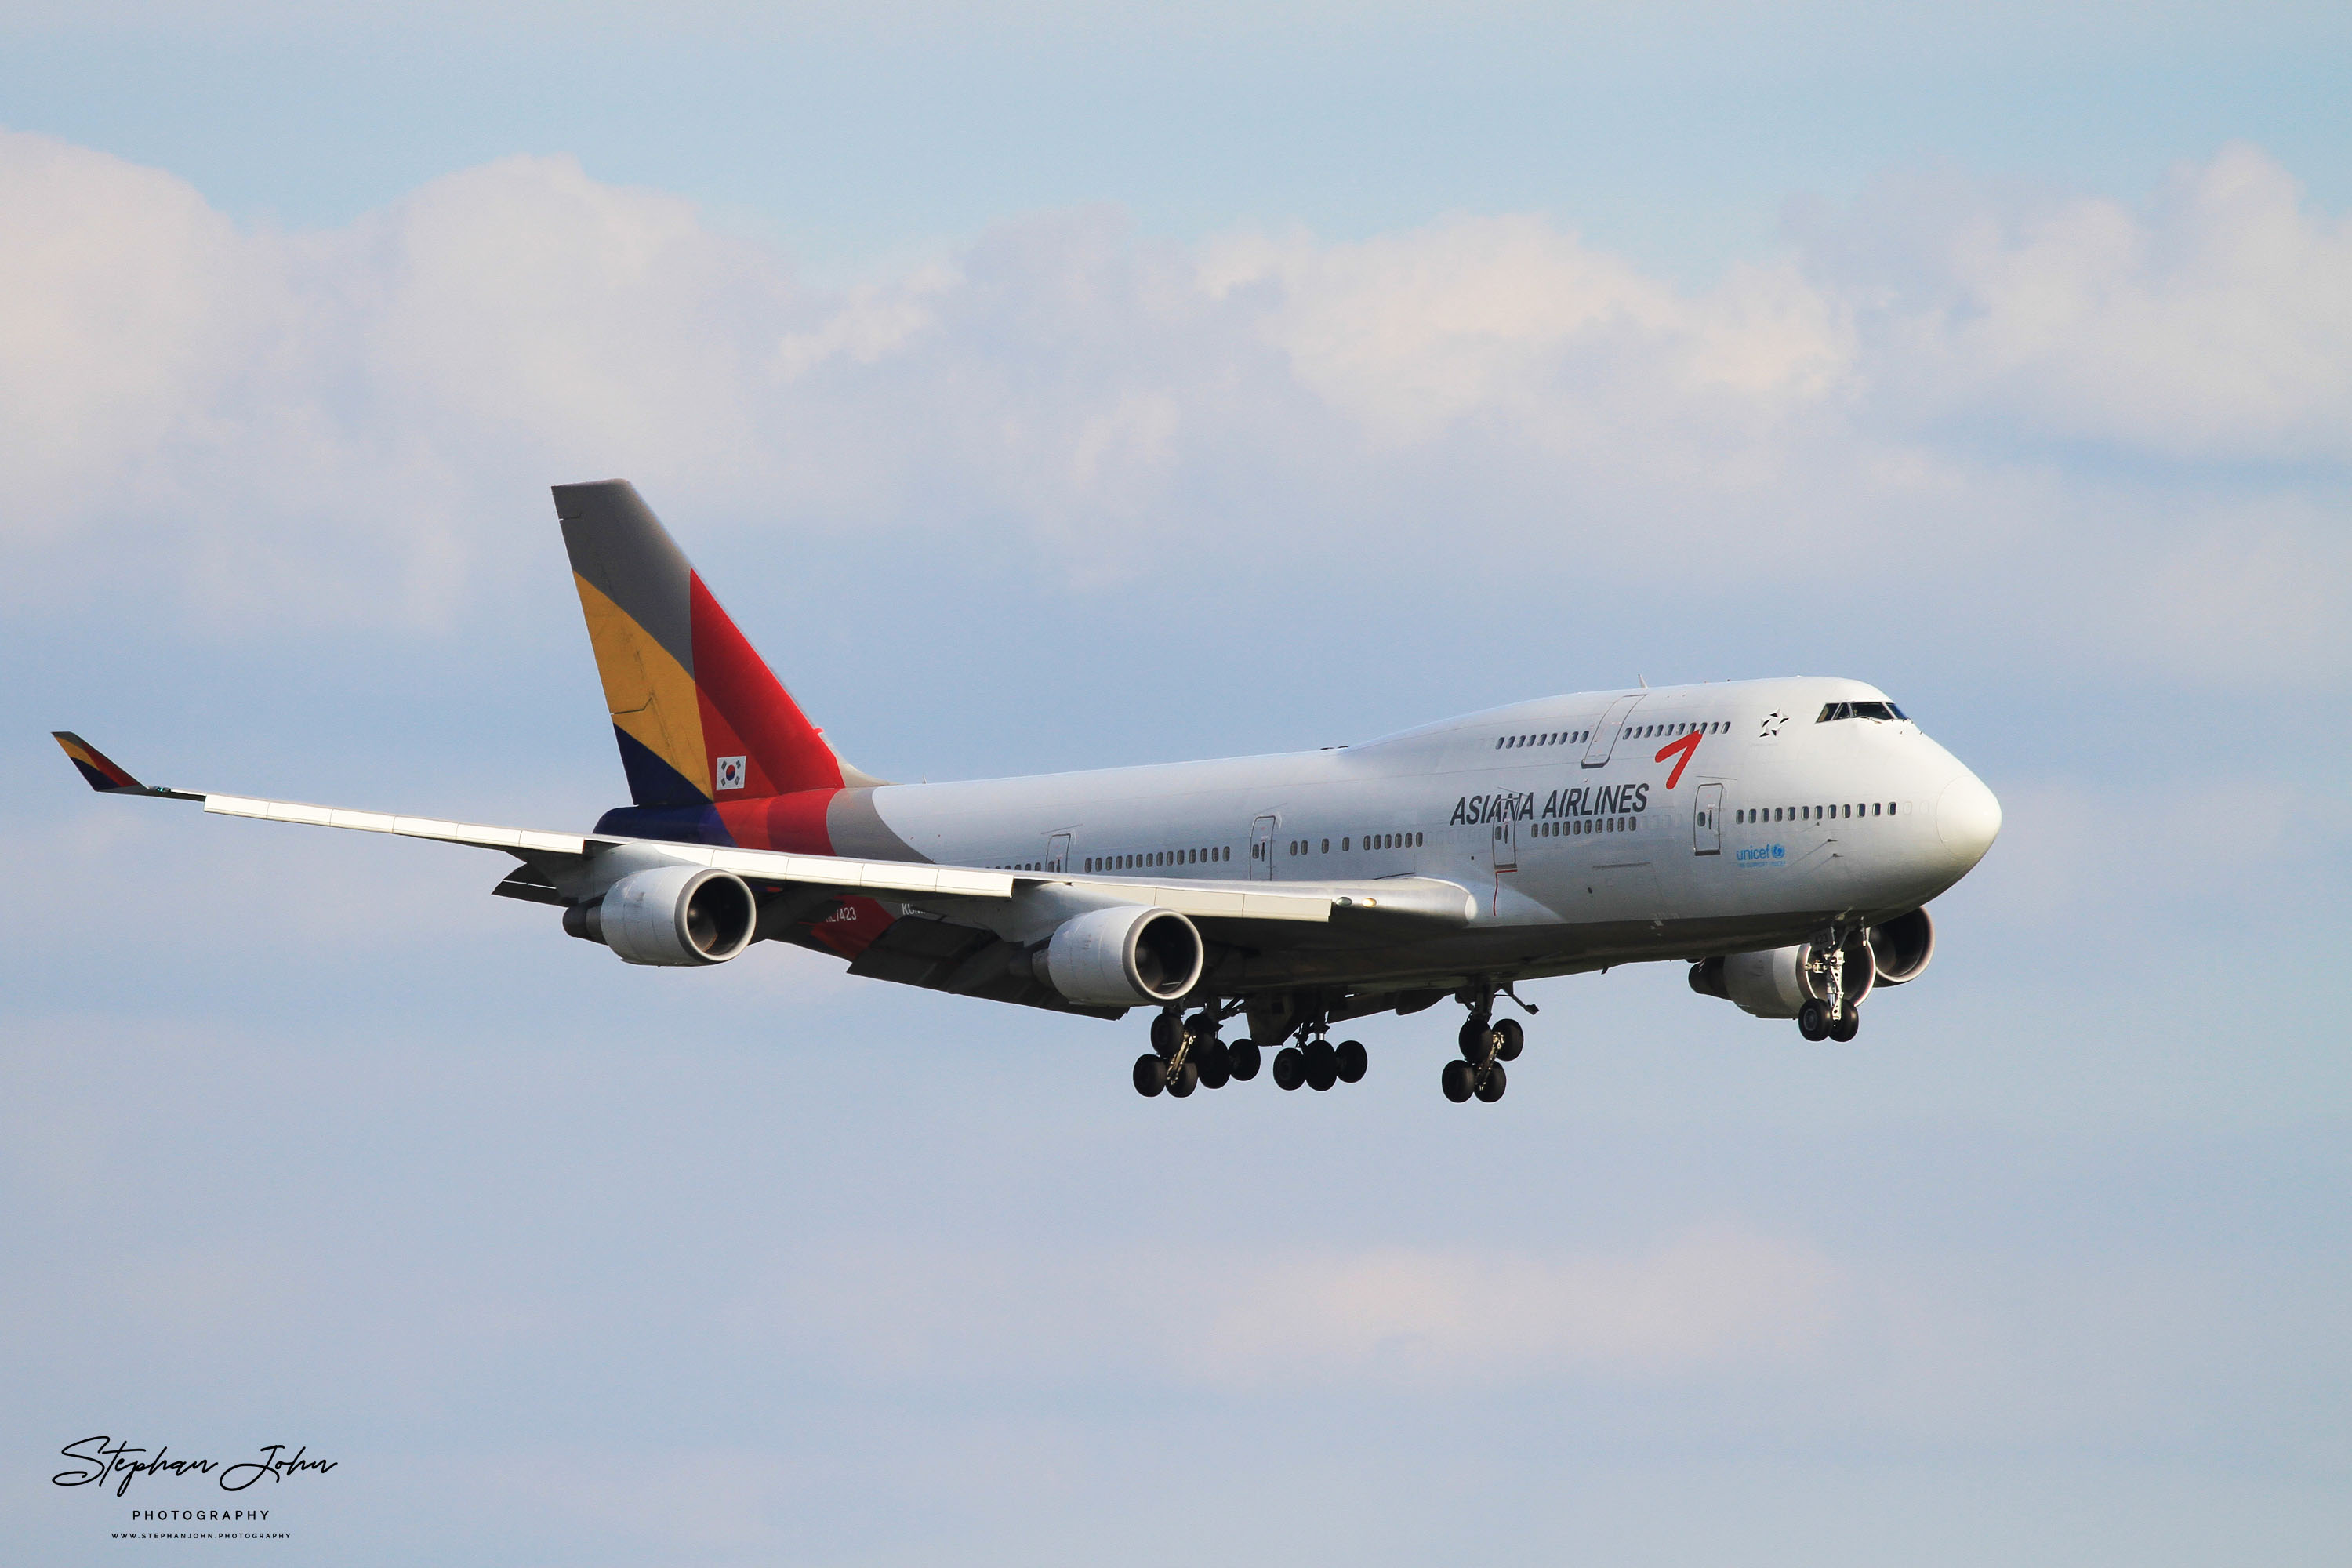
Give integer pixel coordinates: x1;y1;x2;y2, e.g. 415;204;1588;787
3;2;2348;1563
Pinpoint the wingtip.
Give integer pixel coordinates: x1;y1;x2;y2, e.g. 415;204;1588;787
53;731;145;792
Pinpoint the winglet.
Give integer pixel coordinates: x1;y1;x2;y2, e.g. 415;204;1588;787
52;733;202;800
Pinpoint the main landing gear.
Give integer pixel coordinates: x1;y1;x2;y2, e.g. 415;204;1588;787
1443;992;1525;1105
1270;1031;1368;1094
1133;1002;1370;1098
1134;1006;1262;1098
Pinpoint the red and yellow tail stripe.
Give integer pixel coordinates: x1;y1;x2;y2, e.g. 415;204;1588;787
556;481;851;811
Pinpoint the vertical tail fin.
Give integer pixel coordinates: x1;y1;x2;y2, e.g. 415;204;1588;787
554;481;872;807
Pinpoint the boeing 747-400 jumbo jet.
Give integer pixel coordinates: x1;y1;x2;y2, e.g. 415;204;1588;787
57;481;2001;1104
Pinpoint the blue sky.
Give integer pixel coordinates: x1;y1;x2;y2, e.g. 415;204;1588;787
4;4;2348;1563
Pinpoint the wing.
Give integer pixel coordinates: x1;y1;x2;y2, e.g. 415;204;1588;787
53;735;1475;946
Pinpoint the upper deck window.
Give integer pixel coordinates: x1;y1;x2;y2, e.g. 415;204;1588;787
1818;701;1907;724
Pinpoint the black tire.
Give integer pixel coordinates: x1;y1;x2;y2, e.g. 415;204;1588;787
1196;1042;1232;1089
1829;1007;1860;1043
1228;1040;1261;1081
1458;1016;1490;1058
1798;1000;1831;1041
1442;1059;1476;1102
1168;1060;1200;1098
1304;1039;1338;1091
1475;1062;1508;1102
1272;1047;1306;1091
1335;1040;1367;1083
1133;1053;1167;1097
1494;1018;1524;1062
1150;1011;1180;1059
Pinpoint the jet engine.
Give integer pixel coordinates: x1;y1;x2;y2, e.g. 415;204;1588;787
1036;904;1204;1007
563;865;757;966
1867;907;1934;985
1689;931;1877;1018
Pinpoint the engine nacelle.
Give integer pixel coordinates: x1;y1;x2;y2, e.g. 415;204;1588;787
1867;907;1934;985
1690;931;1877;1018
1039;904;1204;1007
563;866;757;966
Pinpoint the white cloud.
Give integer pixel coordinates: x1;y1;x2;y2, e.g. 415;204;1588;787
1814;143;2352;462
1;132;2343;679
1201;217;1848;443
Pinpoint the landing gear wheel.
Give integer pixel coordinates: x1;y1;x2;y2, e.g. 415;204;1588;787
1304;1040;1338;1091
1458;1017;1490;1058
1798;1000;1831;1041
1494;1018;1524;1062
1334;1040;1368;1083
1475;1063;1508;1102
1442;1059;1476;1102
1228;1040;1262;1082
1829;1007;1860;1043
1196;1040;1232;1089
1167;1059;1200;1097
1150;1011;1181;1058
1133;1054;1167;1097
1272;1047;1307;1091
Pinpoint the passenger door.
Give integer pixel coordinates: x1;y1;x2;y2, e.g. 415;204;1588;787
1047;833;1071;874
1693;784;1722;855
1249;815;1279;880
1491;815;1518;870
1582;695;1646;768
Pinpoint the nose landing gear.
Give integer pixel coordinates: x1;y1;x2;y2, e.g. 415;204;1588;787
1796;931;1865;1042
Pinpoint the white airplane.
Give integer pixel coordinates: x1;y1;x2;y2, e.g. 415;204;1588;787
57;481;2002;1104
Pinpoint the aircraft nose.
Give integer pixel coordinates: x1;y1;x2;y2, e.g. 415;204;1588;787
1935;771;2002;868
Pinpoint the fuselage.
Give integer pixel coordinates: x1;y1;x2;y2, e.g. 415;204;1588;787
600;676;2000;996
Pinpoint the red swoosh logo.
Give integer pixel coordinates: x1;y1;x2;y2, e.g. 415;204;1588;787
1655;730;1702;788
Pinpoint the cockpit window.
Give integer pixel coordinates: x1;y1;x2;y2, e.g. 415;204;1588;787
1817;701;1907;723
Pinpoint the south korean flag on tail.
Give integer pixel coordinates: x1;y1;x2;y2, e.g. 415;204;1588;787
715;755;748;791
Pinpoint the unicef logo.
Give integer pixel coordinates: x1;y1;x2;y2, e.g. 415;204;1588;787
1735;844;1787;866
